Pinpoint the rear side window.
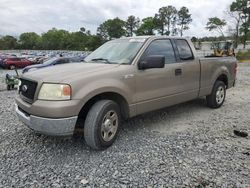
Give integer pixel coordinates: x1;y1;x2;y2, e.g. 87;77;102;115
144;39;176;64
175;39;194;60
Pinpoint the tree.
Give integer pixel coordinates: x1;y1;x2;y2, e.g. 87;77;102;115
80;27;86;33
97;18;126;40
0;35;17;50
97;24;109;41
41;28;70;50
206;17;227;37
85;35;104;51
136;17;156;36
177;7;192;36
67;31;88;50
226;8;242;48
19;32;41;49
0;27;105;51
230;0;250;48
191;36;198;42
125;15;140;37
154;6;177;35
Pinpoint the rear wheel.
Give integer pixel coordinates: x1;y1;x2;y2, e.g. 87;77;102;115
84;100;121;150
206;81;226;108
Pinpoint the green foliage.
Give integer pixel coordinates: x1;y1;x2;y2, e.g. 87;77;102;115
236;49;250;60
67;31;88;50
0;28;104;51
85;35;103;51
41;28;71;50
177;7;192;36
230;0;250;48
97;17;126;40
206;17;227;36
154;6;177;35
0;35;17;50
125;15;140;37
19;32;41;49
136;17;156;36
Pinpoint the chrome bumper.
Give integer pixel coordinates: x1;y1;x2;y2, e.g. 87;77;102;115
15;106;77;136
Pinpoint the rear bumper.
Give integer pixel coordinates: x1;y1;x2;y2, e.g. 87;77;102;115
16;105;77;136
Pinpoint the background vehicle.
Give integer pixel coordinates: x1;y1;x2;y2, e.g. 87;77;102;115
212;41;235;57
16;36;237;150
22;56;86;73
0;54;17;68
2;58;32;69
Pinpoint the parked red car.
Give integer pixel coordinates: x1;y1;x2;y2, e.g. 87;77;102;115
2;58;32;69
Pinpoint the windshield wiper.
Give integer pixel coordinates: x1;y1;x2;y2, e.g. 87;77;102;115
91;58;111;64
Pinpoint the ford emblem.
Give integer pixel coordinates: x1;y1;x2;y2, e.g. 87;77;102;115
22;85;28;92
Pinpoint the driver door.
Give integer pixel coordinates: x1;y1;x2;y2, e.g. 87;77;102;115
135;39;182;115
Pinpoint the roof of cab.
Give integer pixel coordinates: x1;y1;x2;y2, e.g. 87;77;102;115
119;35;190;41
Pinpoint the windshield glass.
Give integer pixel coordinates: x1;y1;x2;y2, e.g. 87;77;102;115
85;38;146;64
43;57;57;65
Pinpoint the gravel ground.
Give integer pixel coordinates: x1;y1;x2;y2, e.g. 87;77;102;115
0;64;250;187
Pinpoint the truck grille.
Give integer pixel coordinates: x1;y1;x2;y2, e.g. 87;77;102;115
19;78;37;103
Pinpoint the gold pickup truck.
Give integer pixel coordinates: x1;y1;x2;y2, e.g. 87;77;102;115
15;36;237;150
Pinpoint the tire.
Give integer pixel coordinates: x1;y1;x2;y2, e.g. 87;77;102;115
84;100;121;150
7;85;10;90
206;81;226;108
9;65;15;70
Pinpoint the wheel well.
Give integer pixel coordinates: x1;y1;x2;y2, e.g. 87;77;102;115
76;92;129;128
216;74;228;88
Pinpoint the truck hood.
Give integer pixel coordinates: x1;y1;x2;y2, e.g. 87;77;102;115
22;63;119;83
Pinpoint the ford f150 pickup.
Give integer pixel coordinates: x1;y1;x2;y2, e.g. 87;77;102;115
15;36;237;150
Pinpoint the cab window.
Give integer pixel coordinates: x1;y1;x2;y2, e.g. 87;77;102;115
175;39;194;60
143;39;176;64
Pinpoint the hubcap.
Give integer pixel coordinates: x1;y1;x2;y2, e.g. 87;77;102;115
101;110;118;142
216;86;225;104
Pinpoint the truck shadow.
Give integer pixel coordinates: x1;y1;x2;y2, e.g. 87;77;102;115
121;97;211;134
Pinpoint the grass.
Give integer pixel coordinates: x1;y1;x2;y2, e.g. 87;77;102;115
236;50;250;62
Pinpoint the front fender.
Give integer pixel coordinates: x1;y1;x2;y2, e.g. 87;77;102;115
73;78;134;106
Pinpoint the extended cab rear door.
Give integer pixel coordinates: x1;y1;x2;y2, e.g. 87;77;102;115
173;39;200;98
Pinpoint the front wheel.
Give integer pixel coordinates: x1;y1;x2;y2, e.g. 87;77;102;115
84;100;121;150
206;81;226;108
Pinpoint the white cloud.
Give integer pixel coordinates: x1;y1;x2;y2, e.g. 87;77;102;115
0;0;234;37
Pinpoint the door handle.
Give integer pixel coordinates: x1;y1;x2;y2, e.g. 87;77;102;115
175;68;182;76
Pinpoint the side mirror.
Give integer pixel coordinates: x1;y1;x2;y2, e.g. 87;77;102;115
138;55;165;70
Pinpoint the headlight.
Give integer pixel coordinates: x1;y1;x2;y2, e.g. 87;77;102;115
38;83;71;100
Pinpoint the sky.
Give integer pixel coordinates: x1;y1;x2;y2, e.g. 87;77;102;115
0;0;234;37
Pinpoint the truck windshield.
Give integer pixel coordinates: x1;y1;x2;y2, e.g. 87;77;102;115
85;38;146;65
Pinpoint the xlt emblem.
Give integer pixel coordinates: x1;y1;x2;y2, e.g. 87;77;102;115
22;85;28;92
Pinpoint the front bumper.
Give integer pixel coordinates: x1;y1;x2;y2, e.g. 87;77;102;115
16;106;78;136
